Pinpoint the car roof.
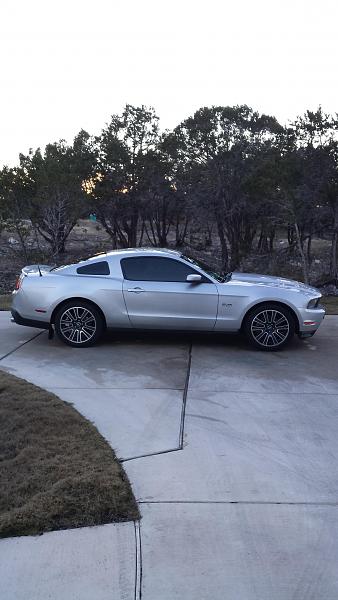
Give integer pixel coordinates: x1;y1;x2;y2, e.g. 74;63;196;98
51;248;185;275
87;248;182;261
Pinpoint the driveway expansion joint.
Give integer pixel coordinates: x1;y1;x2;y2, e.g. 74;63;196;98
0;330;44;362
133;521;143;600
120;342;192;464
48;386;185;391
138;500;338;506
121;447;180;463
178;342;192;448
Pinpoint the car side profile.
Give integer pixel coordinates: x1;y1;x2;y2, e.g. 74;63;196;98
11;248;325;350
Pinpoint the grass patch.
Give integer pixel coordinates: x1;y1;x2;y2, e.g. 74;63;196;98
0;295;11;311
0;370;139;538
321;296;338;315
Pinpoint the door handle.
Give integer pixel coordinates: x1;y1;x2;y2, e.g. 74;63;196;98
127;287;145;293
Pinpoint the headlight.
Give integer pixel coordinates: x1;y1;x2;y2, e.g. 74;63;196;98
307;298;320;309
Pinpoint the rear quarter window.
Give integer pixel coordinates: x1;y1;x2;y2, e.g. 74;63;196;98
77;261;110;275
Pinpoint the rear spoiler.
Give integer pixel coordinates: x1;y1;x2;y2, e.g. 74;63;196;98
22;265;55;277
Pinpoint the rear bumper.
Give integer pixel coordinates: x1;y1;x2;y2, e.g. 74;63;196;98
11;309;49;330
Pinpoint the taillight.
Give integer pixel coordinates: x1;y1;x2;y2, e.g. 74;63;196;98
15;274;23;290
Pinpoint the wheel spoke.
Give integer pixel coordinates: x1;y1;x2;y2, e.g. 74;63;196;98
83;316;95;324
68;329;77;342
265;333;272;345
267;311;272;324
80;329;91;341
272;330;284;343
256;330;268;344
60;325;73;334
275;316;286;326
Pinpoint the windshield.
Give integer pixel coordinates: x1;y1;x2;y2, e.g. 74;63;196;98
181;254;228;283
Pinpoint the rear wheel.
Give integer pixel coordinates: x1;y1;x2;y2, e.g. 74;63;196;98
54;301;104;347
243;303;295;351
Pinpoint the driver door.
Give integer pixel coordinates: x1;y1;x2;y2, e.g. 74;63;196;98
121;256;218;330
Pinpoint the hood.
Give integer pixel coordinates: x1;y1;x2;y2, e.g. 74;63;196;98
230;272;320;294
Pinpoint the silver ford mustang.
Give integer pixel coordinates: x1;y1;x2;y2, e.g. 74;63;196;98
11;248;325;350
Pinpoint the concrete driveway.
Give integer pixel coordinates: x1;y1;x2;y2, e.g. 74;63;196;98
1;312;338;599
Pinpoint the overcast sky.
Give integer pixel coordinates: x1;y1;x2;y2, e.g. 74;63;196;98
1;0;337;166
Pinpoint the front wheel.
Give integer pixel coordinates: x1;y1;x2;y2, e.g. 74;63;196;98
243;303;295;351
54;301;104;347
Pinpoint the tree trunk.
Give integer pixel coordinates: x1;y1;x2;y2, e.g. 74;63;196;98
330;206;338;283
14;223;29;263
287;225;294;247
268;227;275;253
294;221;309;284
138;220;145;246
330;232;338;281
215;217;229;273
307;234;312;266
257;226;268;253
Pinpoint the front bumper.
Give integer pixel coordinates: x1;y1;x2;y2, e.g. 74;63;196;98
297;304;325;336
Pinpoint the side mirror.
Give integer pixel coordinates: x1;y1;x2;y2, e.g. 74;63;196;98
186;273;202;283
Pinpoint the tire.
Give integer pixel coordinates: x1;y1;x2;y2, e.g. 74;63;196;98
243;303;295;351
54;301;104;347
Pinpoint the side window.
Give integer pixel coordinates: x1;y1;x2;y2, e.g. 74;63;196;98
121;257;210;282
77;261;110;275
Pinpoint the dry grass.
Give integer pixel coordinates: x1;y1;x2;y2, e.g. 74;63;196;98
0;295;11;311
321;296;338;315
0;370;139;538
